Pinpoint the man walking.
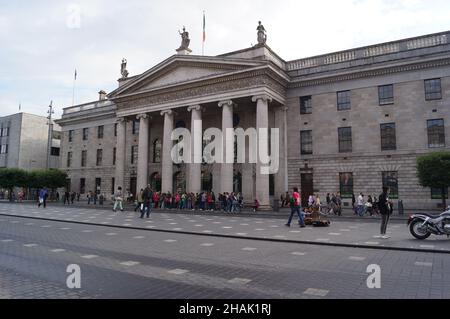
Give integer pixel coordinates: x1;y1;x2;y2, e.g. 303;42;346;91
285;187;305;228
357;193;365;216
141;185;153;218
113;187;124;212
376;187;393;239
38;188;48;208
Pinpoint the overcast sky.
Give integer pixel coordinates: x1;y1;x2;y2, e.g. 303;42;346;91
1;0;450;118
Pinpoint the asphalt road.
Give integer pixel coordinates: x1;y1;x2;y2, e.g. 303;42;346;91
0;204;449;299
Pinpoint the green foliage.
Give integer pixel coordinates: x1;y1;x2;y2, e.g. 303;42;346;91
0;168;68;190
417;151;450;207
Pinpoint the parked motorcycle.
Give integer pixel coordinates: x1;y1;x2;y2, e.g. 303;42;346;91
408;206;450;240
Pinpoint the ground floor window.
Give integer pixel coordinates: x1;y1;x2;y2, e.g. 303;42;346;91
150;172;161;192
382;171;398;199
80;178;86;194
95;178;101;195
269;174;275;196
339;173;353;198
173;171;186;194
233;172;242;194
202;172;213;192
431;187;449;199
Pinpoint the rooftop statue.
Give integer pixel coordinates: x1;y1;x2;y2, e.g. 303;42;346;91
121;58;129;79
178;26;191;51
257;21;267;45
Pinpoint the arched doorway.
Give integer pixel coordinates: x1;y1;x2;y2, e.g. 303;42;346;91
201;171;213;192
173;171;186;194
150;172;161;192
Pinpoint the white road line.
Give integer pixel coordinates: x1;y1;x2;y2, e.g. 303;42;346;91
133;236;145;239
168;269;189;275
120;261;140;267
200;243;215;247
50;249;66;253
303;288;329;297
82;230;94;233
289;231;301;233
420;245;435;249
255;229;265;231
242;247;257;251
105;233;117;236
291;252;306;256
41;225;52;228
236;233;248;236
222;226;233;229
23;244;38;247
173;228;183;231
228;278;252;284
415;261;433;267
202;230;213;233
164;239;177;243
349;256;366;261
328;233;342;236
316;238;330;241
81;255;99;259
364;242;380;245
1;239;13;242
240;224;249;226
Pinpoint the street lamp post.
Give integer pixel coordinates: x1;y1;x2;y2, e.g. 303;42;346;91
46;101;54;169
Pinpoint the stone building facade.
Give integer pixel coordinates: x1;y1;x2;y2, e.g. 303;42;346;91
56;29;450;210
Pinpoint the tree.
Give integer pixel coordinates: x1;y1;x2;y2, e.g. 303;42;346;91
417;151;450;208
29;169;68;190
0;168;29;201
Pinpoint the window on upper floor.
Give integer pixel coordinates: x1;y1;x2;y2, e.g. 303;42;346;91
98;126;104;139
51;147;60;156
153;139;162;163
337;90;351;111
427;119;445;148
68;130;74;142
338;127;352;153
67;152;73;167
378;84;394;105
300;96;312;114
96;149;103;166
81;150;87;167
132;120;140;135
380;123;397;151
0;144;8;154
82;128;89;141
1;127;9;137
425;78;442;101
131;145;138;164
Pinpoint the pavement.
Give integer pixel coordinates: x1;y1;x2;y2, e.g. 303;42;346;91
0;202;450;299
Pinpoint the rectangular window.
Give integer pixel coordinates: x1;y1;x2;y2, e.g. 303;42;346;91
67;152;72;167
98;126;104;139
300;130;313;155
337;90;351;110
81;150;87;167
50;147;60;156
378;84;394;105
339;173;354;198
95;178;101;195
96;149;103;166
1;127;9;137
52;131;61;140
380;123;397;151
300;96;312;115
82;128;89;141
132;121;140;135
0;144;8;154
111;178;115;195
68;130;74;142
427;119;445;148
431;187;449;199
113;147;116;165
131;145;138;164
338;127;352;153
80;178;86;194
382;171;399;199
425;78;442;100
114;123;118;137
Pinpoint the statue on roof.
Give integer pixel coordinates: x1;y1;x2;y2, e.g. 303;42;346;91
256;21;267;45
121;58;129;79
178;26;191;51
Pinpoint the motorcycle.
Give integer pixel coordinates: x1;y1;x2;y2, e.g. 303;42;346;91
408;206;450;240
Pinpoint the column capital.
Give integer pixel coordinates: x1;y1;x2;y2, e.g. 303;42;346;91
117;117;127;123
252;94;273;103
160;110;173;117
136;113;149;120
218;100;235;108
281;105;289;112
187;105;202;112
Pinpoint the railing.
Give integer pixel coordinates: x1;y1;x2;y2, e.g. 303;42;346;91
63;100;114;115
287;32;449;71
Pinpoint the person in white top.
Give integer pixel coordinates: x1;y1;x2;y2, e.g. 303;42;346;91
356;193;365;216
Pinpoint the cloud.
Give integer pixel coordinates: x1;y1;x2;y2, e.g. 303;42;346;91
1;0;450;119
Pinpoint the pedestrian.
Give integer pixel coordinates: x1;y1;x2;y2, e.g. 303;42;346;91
38;188;48;208
141;185;153;218
56;192;60;202
93;192;98;205
113;187;124;212
376;187;393;239
336;192;342;216
285;187;305;228
64;190;70;205
352;193;356;214
326;193;331;206
357;193;365;216
70;191;75;204
366;195;374;216
253;198;260;212
135;189;144;213
77;193;80;202
87;191;92;205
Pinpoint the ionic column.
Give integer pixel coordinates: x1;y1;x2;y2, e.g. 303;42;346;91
136;114;150;191
252;95;272;209
218;100;234;194
115;117;127;190
274;106;289;199
161;110;174;194
188;105;202;194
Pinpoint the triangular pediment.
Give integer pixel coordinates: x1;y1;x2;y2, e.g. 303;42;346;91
109;55;266;97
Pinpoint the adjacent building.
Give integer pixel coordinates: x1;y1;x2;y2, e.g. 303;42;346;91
0;112;61;170
56;28;450;210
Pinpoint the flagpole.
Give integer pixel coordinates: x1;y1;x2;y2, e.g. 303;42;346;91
72;69;76;106
202;11;205;56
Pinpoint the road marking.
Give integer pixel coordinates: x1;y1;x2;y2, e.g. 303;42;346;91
255;229;265;231
222;226;233;229
242;247;257;251
200;243;215;247
316;238;330;242
270;225;280;228
81;255;99;259
10;221;20;224
420;245;435;249
82;230;94;233
202;230;213;233
146;226;156;229
274;235;287;238
415;262;433;267
339;229;351;232
101;222;110;224
133;236;145;239
240;224;249;226
236;233;248;236
291;252;306;256
195;225;204;227
169;223;178;225
25;223;35;226
120;261;140;267
349;256;366;261
303;288;329;297
255;221;264;224
168;269;189;275
172;228;183;231
228;278;252;284
164;239;177;243
289;231;301;233
23;244;38;247
364;242;380;245
122;224;131;226
50;249;66;253
212;222;221;224
41;225;52;228
145;221;153;223
328;233;342;236
105;233;117;236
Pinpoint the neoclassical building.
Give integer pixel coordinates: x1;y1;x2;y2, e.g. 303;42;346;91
56;27;450;210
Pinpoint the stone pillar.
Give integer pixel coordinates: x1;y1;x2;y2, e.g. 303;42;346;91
218;100;234;194
252;95;272;210
161;110;174;194
188;105;202;194
115;117;127;190
136;114;150;192
274;106;289;199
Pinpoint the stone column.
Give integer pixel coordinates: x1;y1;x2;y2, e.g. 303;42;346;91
136;114;150;192
115;117;127;190
187;105;202;194
218;100;234;194
161;110;174;194
252;95;272;210
274;106;289;199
